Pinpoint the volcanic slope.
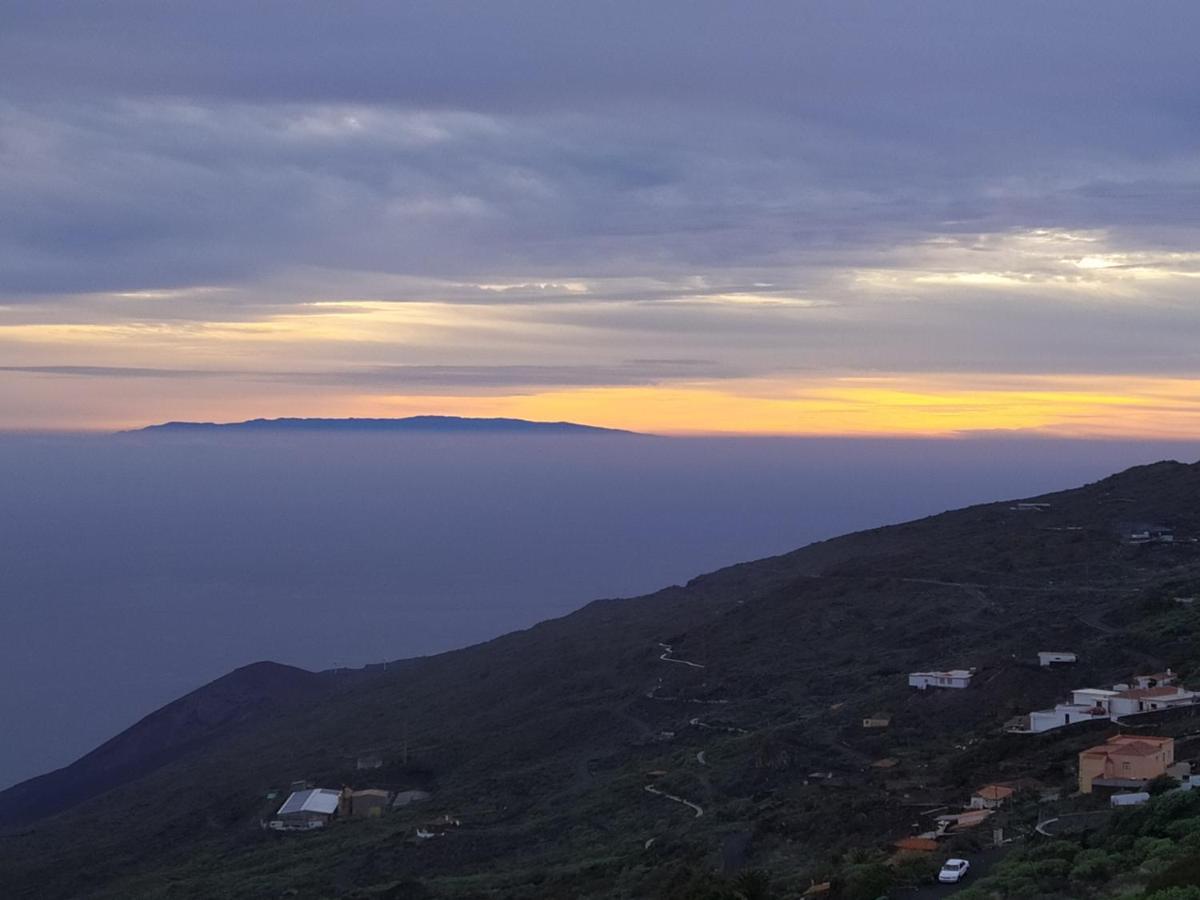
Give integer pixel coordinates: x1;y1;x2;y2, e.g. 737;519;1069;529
2;459;1200;899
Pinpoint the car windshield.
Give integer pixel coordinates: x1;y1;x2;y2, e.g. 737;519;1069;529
943;862;964;870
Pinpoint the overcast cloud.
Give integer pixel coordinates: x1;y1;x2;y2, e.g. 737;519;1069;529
2;2;1199;429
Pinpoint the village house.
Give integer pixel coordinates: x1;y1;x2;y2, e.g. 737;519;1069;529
270;788;342;830
356;753;384;770
1016;675;1197;734
1025;698;1110;733
1111;791;1151;807
1038;651;1077;667
1123;523;1175;544
936;808;993;833
970;784;1015;810
1108;684;1198;717
893;837;940;853
908;669;974;690
392;789;432;808
1134;669;1179;689
343;788;391;818
1078;735;1174;793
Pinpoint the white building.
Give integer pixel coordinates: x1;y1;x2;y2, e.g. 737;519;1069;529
1111;792;1150;807
1134;670;1179;689
1038;651;1077;667
270;788;342;830
1018;680;1199;734
909;669;974;690
1027;702;1109;733
1108;685;1198;718
1071;688;1119;710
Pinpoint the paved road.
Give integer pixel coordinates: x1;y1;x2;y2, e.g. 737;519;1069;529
906;846;1009;898
644;783;704;818
657;642;705;669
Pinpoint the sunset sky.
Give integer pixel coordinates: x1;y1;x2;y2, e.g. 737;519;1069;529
3;2;1200;435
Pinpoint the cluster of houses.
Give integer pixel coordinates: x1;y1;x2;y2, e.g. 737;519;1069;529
905;656;1199;737
269;784;432;831
1008;668;1198;734
894;781;1036;854
889;654;1197;853
1123;523;1176;545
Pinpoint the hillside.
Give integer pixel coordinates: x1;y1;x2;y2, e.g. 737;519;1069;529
0;662;325;829
124;416;638;436
2;459;1200;899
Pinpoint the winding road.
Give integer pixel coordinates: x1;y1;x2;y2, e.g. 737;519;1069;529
644;784;704;818
657;642;705;669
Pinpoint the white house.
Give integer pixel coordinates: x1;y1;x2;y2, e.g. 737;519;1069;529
1134;670;1179;689
909;669;974;690
1027;702;1109;733
1111;792;1151;807
1071;688;1119;710
271;788;342;830
1108;685;1198;718
1038;651;1077;667
1019;680;1198;734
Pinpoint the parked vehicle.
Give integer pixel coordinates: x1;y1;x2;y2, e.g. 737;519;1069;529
938;858;971;883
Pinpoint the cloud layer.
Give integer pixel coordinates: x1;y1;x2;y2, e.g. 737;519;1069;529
3;2;1199;432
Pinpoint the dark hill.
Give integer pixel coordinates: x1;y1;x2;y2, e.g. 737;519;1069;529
124;415;638;436
0;662;324;829
2;458;1200;899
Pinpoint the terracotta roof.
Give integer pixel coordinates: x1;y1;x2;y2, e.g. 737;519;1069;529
950;810;993;829
894;837;940;852
1115;686;1185;699
1108;741;1167;757
976;784;1015;801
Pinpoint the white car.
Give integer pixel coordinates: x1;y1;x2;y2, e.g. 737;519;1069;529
938;858;971;883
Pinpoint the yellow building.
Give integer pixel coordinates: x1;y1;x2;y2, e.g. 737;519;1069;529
1078;735;1174;793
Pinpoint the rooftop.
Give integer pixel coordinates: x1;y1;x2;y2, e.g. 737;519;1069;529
277;788;341;817
975;785;1015;801
894;837;940;852
1114;686;1186;699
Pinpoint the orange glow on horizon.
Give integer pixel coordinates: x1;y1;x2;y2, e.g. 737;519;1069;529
3;369;1200;438
360;376;1200;439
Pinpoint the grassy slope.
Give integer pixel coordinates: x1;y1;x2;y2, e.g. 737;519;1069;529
2;460;1200;898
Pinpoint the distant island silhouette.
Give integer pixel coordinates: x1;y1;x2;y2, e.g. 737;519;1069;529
123;416;639;436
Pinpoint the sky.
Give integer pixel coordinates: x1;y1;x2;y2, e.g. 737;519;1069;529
3;2;1200;435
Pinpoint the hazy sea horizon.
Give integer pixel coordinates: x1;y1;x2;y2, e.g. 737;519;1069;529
2;431;1196;790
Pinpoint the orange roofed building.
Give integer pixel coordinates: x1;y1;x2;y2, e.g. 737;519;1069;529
1078;735;1174;793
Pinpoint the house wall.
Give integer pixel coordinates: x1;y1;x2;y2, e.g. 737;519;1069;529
351;792;391;817
1079;739;1174;793
1039;653;1076;667
909;673;971;690
275;811;332;829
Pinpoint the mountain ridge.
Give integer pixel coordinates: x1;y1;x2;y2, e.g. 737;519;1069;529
122;415;640;436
